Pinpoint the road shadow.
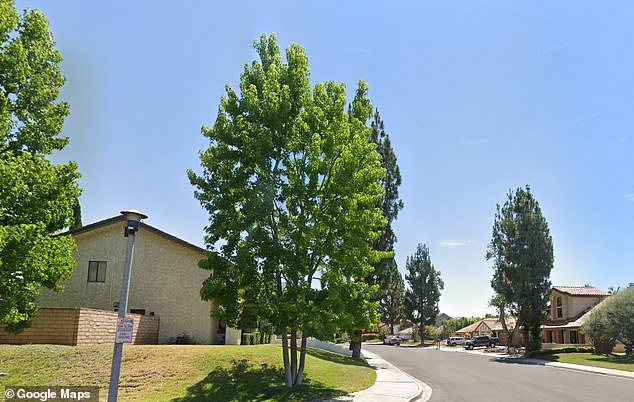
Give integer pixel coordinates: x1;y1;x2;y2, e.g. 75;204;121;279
172;353;352;402
490;356;547;366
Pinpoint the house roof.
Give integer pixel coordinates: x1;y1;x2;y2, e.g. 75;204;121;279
61;215;208;256
455;317;517;334
552;285;610;297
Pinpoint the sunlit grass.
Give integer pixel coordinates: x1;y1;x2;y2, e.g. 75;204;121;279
0;344;375;401
538;352;634;372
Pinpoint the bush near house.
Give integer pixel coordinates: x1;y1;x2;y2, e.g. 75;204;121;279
241;332;271;345
527;346;593;358
362;334;381;342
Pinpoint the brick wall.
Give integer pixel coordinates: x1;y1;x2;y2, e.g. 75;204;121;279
0;308;159;345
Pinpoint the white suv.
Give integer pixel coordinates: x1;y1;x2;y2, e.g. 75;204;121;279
446;336;466;346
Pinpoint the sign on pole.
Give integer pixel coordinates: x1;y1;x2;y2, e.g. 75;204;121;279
115;317;134;343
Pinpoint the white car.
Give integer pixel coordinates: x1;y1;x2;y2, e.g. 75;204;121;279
446;336;466;346
383;335;402;345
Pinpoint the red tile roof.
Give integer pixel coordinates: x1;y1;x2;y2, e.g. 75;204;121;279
552;285;610;297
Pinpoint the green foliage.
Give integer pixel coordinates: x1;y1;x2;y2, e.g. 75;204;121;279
240;332;270;345
424;325;441;340
168;332;197;345
0;0;81;333
487;186;553;352
527;346;593;357
361;333;381;342
583;287;634;355
441;316;481;338
404;244;444;341
379;259;405;334
189;33;386;386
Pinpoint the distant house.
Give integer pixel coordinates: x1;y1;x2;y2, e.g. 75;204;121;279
541;285;610;347
37;215;241;345
455;317;517;345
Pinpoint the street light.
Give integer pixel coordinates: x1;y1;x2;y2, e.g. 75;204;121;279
108;209;147;402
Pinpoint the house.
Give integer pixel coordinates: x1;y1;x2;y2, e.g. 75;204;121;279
541;285;610;347
37;215;241;345
455;317;517;345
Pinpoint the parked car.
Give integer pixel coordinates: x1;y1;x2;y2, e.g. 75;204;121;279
383;335;402;345
463;335;499;350
446;336;466;346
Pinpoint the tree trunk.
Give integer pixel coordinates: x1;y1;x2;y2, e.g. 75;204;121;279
390;322;394;335
281;331;292;388
523;327;530;353
296;331;308;385
351;329;363;359
290;329;298;384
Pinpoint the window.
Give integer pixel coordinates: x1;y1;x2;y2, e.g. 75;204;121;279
88;261;107;282
556;296;563;318
570;330;578;344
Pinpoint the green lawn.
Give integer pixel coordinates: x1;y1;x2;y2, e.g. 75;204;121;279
537;353;634;372
0;344;376;401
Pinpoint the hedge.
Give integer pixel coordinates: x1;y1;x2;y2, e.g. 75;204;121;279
241;332;271;345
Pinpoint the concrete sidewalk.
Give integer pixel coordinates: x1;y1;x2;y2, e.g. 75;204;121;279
324;349;430;402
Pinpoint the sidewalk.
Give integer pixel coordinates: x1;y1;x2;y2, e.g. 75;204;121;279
324;349;431;402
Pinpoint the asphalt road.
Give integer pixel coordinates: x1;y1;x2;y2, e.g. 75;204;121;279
364;344;634;402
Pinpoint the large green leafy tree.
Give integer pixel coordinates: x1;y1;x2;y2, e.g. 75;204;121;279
404;243;443;341
188;34;386;388
0;0;81;333
582;287;634;355
486;186;553;352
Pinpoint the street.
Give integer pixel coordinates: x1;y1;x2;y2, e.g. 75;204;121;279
365;344;634;402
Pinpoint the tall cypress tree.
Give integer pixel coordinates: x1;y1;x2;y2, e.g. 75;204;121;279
350;109;404;358
404;243;444;341
487;186;554;352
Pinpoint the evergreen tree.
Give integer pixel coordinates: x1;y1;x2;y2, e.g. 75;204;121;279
0;0;81;333
379;259;405;335
404;244;444;341
487;186;554;352
349;109;404;358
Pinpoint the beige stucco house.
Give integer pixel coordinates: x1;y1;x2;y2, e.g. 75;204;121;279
542;285;610;347
38;215;241;345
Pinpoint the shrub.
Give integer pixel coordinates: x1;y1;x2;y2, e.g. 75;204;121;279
362;333;381;342
527;346;593;357
168;332;196;345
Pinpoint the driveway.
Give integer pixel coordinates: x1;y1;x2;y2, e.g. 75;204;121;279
364;344;633;401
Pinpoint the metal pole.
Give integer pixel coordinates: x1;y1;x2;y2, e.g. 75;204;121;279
107;224;137;402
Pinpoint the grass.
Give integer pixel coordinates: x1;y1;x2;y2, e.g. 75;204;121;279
535;352;634;372
0;344;376;401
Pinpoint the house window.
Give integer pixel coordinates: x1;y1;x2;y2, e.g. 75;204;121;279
556;296;563;318
88;261;107;283
570;330;578;344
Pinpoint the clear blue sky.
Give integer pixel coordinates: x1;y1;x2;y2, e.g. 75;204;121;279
17;1;634;317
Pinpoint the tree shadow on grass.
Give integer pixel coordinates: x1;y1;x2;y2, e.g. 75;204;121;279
305;348;370;368
172;355;348;402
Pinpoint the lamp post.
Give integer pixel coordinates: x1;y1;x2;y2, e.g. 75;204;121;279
107;209;147;402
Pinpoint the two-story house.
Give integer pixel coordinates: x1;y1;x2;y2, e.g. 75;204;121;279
37;214;241;345
542;285;610;347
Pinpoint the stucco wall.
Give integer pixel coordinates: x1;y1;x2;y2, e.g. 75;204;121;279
38;221;220;344
551;290;605;320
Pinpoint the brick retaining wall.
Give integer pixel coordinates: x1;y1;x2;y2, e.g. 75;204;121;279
0;308;159;345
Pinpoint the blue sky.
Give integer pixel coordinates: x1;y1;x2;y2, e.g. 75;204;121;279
16;1;634;317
